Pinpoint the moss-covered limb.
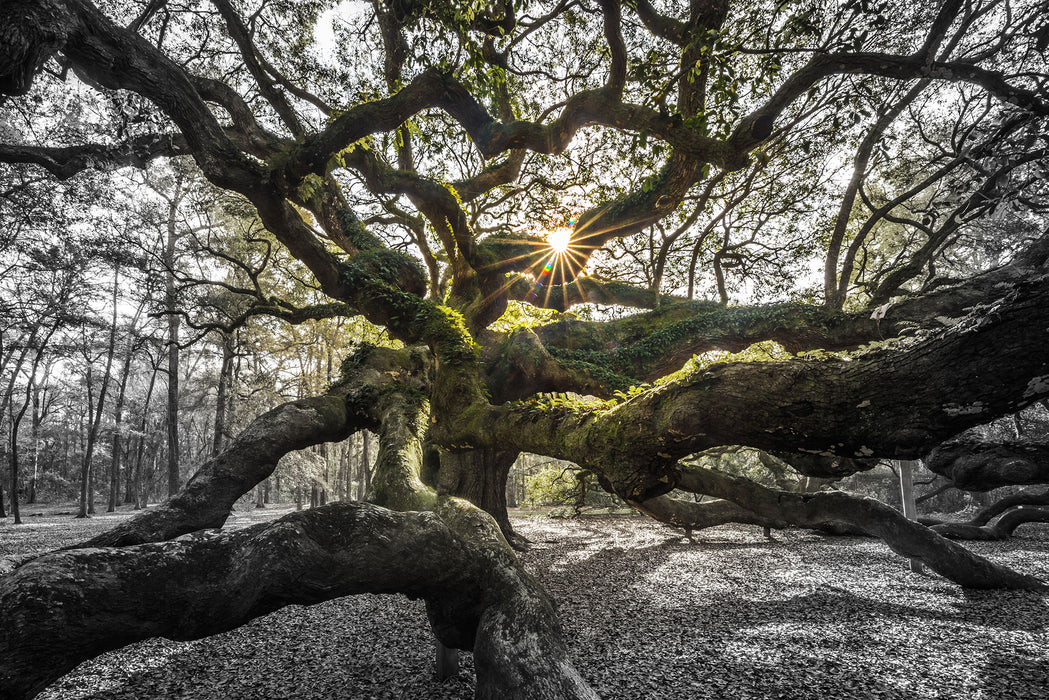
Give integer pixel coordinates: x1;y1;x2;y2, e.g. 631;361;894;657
288;175;388;256
0;502;597;700
926;437;1049;490
438;271;1049;501
505;275;694;312
929;507;1049;540
369;388;438;512
480;328;635;402
674;464;1045;590
525;237;1049;381
630;494;787;531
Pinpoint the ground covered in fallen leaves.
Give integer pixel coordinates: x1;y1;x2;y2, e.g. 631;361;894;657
3;503;1049;699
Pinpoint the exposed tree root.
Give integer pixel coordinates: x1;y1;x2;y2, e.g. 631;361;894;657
674;465;1046;590
0;502;596;700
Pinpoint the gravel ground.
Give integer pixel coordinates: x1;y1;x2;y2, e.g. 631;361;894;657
3;504;1048;699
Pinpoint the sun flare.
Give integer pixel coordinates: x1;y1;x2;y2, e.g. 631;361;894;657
546;226;572;254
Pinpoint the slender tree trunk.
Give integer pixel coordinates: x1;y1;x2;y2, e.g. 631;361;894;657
360;430;373;498
10;323;58;524
28;378;43;505
164;194;181;498
107;332;138;512
78;267;121;518
211;332;234;456
8;402;19;525
1;329;40;519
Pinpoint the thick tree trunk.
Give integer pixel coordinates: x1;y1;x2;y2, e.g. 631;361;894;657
436;449;519;542
0;502;596;700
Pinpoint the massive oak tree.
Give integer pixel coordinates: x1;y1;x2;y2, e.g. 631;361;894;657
2;0;1049;697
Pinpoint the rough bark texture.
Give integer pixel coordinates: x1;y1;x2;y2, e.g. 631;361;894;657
632;494;787;531
437;449;520;541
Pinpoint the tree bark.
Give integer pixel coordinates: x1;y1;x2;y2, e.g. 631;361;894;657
926;437;1049;490
78;268;121;518
164;187;182;498
632;493;787;532
107;331;137;512
0;501;595;700
79;394;355;547
929;506;1049;540
436;450;519;542
211;331;234;456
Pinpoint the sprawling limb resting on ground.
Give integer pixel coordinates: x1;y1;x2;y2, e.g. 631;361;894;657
673;464;1045;590
0;502;595;700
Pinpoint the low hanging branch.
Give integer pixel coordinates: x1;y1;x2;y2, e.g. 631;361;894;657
920;488;1049;540
631;493;787;532
75;346;430;549
928;507;1049;541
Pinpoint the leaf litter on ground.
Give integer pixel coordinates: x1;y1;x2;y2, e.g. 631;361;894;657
2;503;1048;699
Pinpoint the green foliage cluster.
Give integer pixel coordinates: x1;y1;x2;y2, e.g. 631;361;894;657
516;392;614;421
489;300;560;332
523;467;619;508
546;347;637;392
